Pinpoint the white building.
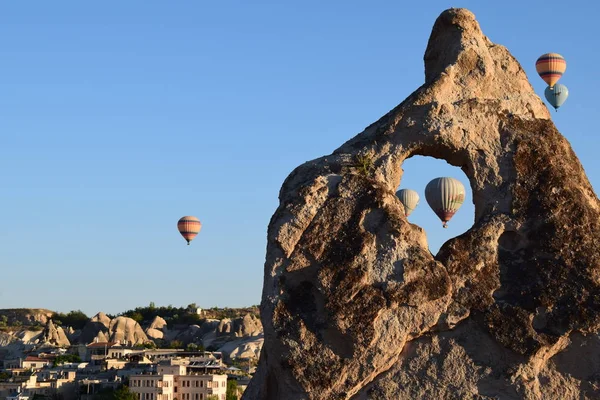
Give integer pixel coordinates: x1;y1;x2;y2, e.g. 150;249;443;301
129;361;227;400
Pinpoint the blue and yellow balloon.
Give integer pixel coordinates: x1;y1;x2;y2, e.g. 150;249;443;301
544;84;569;111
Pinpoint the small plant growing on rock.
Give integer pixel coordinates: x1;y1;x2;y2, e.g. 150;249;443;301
353;149;376;177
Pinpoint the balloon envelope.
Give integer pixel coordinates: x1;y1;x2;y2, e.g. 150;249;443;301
396;189;420;217
425;177;466;228
544;84;569;110
178;216;202;245
536;53;566;88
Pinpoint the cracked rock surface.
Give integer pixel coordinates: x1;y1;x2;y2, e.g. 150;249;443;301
243;8;600;400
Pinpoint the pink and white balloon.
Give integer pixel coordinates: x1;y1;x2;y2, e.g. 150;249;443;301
424;177;466;228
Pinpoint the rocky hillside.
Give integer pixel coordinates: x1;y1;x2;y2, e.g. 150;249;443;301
0;308;55;327
0;306;263;363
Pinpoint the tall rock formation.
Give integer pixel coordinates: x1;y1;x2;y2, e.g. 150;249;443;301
108;316;150;346
145;316;167;340
41;320;70;347
78;313;149;345
244;8;600;400
79;312;111;344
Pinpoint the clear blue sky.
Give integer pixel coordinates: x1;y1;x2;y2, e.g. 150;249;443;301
1;1;598;317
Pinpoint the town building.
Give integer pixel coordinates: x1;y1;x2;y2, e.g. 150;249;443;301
129;360;227;400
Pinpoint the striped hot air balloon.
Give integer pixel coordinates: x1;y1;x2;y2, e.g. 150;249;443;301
396;189;420;217
535;53;566;88
544;83;569;111
177;216;202;245
425;177;466;228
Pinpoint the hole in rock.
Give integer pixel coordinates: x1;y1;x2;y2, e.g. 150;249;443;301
498;230;521;251
396;156;474;256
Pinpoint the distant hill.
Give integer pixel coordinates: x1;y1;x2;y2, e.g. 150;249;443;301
0;304;264;363
0;308;55;327
0;304;260;330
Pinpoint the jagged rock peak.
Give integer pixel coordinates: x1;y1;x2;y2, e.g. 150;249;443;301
243;7;600;400
91;312;111;326
79;312;112;345
42;320;70;347
146;316;168;340
148;316;167;330
108;316;150;345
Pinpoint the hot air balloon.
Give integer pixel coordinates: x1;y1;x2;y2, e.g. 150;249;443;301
544;83;569;111
177;216;202;245
536;53;566;88
396;189;420;217
425;177;466;228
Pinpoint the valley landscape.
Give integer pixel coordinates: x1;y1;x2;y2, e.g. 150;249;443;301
0;306;263;362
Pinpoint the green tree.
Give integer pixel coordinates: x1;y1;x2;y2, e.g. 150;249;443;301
186;343;199;351
168;340;184;349
186;303;198;313
129;312;143;323
52;310;89;330
134;341;156;349
54;354;81;366
93;385;137;400
227;379;239;400
113;386;138;400
0;315;7;327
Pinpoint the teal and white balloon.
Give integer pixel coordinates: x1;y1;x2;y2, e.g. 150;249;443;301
425;177;466;228
396;189;420;217
544;84;569;111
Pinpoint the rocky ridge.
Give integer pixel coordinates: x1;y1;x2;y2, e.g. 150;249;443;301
0;310;263;363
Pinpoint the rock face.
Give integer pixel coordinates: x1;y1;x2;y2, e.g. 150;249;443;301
78;313;149;345
107;317;150;346
148;316;167;331
41;320;70;347
145;316;167;340
220;335;264;361
79;312;111;344
244;8;600;400
0;309;55;326
218;314;263;338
